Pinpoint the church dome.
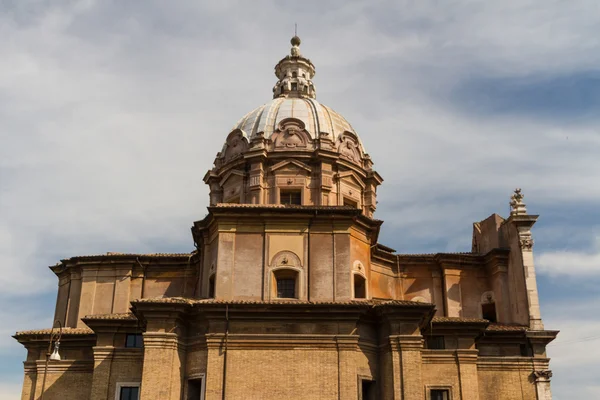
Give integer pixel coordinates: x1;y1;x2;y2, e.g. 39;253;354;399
232;97;360;145
205;36;382;217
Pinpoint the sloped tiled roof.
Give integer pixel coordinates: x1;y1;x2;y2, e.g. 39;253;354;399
14;327;94;337
432;317;489;324
486;323;528;332
83;313;137;321
133;297;430;307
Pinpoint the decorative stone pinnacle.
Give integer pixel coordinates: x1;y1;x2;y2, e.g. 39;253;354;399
510;188;527;216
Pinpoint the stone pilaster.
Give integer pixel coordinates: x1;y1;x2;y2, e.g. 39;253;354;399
140;332;184;400
510;214;543;330
248;159;265;204
443;269;462;317
391;335;424;400
532;369;553;400
336;335;359;399
89;346;114;400
204;335;225;400
455;350;479;400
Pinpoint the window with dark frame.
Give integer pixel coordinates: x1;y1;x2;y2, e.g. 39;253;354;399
430;389;449;400
187;378;203;400
277;278;296;298
208;275;215;298
360;379;375;400
119;386;140;400
280;190;301;205
353;274;366;299
125;334;143;348
344;197;358;208
291;82;298;91
482;302;497;322
425;335;445;350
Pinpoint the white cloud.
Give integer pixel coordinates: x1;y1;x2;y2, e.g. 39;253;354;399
543;298;600;399
537;236;600;276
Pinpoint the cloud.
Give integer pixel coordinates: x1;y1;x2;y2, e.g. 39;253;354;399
543;297;600;399
0;382;22;400
537;236;600;276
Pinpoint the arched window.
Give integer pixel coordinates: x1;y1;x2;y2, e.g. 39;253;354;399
208;274;215;298
273;269;298;299
482;302;497;322
481;291;497;322
353;274;366;299
292;71;298;78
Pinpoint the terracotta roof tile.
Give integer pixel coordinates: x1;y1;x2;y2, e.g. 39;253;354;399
133;297;430;307
14;327;94;337
61;253;195;262
213;204;358;210
432;317;489;324
486;323;528;332
83;313;137;321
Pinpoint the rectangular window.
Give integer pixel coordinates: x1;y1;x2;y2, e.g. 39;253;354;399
430;389;449;400
187;377;205;400
119;386;140;400
360;379;375;400
277;278;296;298
280;190;301;205
125;334;143;348
208;275;216;298
425;336;445;350
344;197;358;208
482;302;497;322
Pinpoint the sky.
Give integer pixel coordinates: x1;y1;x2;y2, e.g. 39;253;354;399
1;0;599;398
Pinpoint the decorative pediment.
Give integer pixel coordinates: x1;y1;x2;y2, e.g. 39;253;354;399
223;129;249;161
336;170;366;189
219;169;246;187
272;118;310;149
336;131;362;162
268;159;312;173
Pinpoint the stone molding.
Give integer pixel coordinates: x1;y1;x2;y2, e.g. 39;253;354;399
30;360;94;374
532;370;553;381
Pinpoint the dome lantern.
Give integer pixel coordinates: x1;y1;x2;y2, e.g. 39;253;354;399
273;36;316;99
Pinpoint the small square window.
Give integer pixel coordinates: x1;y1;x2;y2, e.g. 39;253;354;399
426;336;445;350
280;190;301;205
430;389;449;400
125;334;143;348
277;278;296;298
119;386;139;400
344;197;358;208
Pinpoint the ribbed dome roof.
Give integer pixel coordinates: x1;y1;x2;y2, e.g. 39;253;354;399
232;97;359;143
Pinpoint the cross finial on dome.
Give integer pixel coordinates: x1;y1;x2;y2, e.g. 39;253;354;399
291;34;301;57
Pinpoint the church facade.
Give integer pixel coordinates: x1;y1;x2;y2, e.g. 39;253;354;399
15;37;557;400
